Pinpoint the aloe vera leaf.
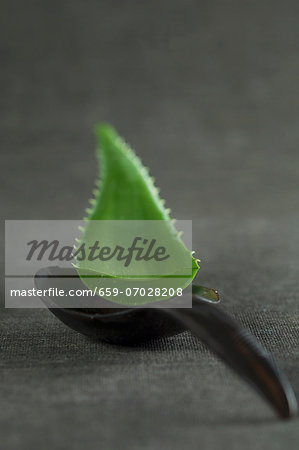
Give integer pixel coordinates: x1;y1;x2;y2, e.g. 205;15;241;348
74;124;199;304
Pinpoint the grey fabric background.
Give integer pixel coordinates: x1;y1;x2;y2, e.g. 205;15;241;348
1;1;299;449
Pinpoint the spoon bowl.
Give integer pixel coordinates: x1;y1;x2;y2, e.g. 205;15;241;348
35;266;186;345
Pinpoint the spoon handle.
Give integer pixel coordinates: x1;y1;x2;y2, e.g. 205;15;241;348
165;298;297;419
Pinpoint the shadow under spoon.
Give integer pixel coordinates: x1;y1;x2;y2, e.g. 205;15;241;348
35;266;298;420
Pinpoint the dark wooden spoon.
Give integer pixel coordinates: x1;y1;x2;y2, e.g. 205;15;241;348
35;266;298;419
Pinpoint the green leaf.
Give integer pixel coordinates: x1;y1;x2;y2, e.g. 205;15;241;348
74;123;199;305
